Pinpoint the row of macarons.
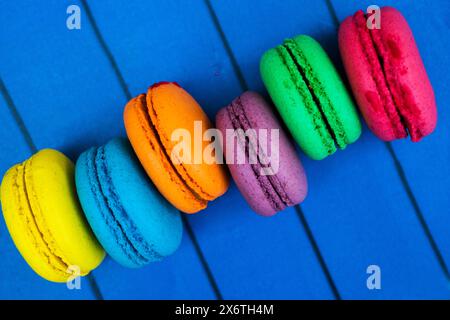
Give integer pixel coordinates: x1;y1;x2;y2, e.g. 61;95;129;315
0;7;437;282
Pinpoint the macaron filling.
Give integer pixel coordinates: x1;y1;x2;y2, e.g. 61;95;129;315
131;95;208;212
353;10;423;141
86;146;160;266
226;97;294;212
276;38;347;155
13;160;71;277
144;90;213;202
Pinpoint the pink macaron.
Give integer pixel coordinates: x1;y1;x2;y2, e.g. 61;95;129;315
216;92;307;216
339;6;437;142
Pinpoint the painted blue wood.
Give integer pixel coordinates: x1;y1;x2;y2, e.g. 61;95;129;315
92;234;217;299
331;0;450;285
1;0;448;300
210;0;450;298
0;100;30;180
85;0;333;299
0;94;97;299
0;0;214;299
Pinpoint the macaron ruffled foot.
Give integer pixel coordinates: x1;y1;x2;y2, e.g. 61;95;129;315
75;138;183;268
260;35;361;160
216;92;308;216
124;82;229;213
339;7;437;142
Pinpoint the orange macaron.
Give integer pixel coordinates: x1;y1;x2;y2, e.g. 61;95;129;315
124;82;229;213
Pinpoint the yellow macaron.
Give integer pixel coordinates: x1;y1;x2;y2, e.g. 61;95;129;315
0;149;105;282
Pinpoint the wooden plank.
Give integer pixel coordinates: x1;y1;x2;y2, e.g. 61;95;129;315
86;0;334;299
0;0;214;299
0;87;31;179
331;0;450;285
210;0;450;298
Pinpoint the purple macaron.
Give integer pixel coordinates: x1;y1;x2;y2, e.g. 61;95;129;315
216;91;307;216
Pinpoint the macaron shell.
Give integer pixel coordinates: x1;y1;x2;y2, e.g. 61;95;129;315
216;92;307;216
291;35;361;146
124;95;206;213
261;47;331;160
339;12;396;140
104;139;182;259
1;164;68;282
76;139;182;268
147;83;229;200
76;147;140;268
216;108;275;215
339;7;437;141
238;92;307;206
32;149;105;273
28;150;105;274
1;150;105;282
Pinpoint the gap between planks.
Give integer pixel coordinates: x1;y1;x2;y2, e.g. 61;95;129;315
0;77;105;300
325;0;450;281
204;0;341;299
80;0;223;300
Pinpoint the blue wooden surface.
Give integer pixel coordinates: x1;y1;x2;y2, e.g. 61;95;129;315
0;0;449;299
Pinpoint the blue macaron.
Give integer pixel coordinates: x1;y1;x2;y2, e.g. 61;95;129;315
75;137;182;268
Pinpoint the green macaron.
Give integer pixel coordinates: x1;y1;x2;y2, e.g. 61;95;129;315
260;35;361;160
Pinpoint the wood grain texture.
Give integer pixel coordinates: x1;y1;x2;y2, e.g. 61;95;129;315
86;0;333;299
0;0;448;299
210;0;450;298
0;0;215;299
0;91;99;299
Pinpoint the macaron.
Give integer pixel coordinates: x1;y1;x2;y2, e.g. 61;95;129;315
216;92;307;216
0;149;105;282
75;138;182;268
260;35;362;160
124;82;229;214
339;7;437;142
